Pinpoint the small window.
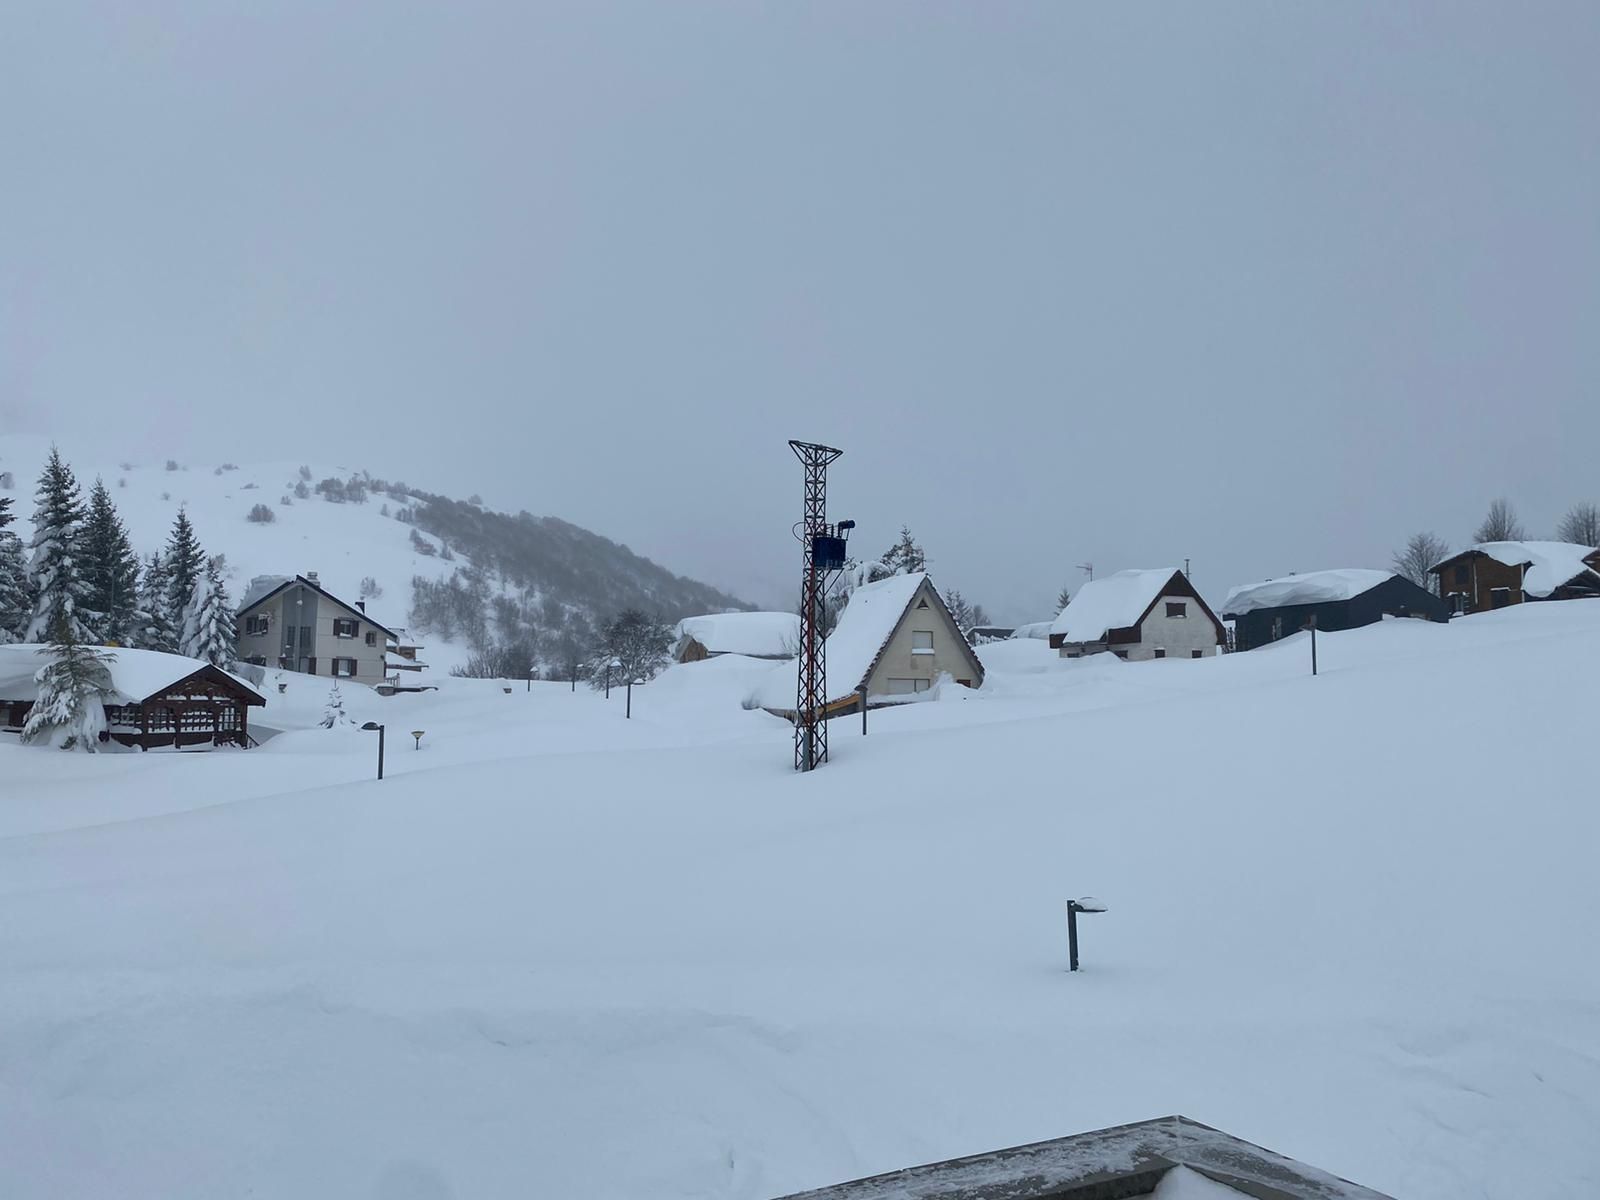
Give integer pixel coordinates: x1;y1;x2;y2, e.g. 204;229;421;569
333;618;359;638
916;599;929;609
1191;649;1203;659
365;631;378;646
1165;602;1186;618
1490;587;1513;609
1153;647;1166;659
911;631;934;654
1454;565;1469;587
332;657;358;677
244;614;269;637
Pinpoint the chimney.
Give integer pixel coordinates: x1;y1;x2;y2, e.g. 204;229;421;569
305;571;319;584
356;600;366;613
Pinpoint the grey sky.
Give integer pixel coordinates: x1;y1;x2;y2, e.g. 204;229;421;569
4;3;1597;620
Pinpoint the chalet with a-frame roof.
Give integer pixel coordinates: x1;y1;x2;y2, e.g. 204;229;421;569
236;572;395;685
0;644;265;750
1050;568;1225;661
756;572;985;719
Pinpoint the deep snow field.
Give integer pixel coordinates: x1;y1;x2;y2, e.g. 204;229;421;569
3;604;1599;1199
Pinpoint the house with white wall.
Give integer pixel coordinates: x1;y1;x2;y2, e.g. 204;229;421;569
1049;568;1224;661
235;572;396;686
756;572;985;718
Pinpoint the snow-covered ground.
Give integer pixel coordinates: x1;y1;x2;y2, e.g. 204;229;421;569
2;603;1599;1198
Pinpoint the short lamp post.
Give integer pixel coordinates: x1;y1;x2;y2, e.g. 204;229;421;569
625;677;634;719
1066;896;1107;972
605;657;621;700
410;729;424;750
359;721;385;780
527;668;534;693
1307;614;1318;676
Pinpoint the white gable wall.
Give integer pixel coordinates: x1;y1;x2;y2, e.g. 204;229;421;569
1059;590;1220;661
864;581;982;697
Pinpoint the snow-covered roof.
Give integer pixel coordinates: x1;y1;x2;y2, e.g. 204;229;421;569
239;574;292;610
1011;621;1054;641
1049;568;1182;644
1221;569;1395;618
0;644;266;706
675;611;799;658
754;572;942;709
1436;541;1600;599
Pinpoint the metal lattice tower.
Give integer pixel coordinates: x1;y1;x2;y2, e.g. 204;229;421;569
790;439;843;772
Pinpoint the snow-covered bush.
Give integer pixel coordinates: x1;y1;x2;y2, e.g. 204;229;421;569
294;480;311;500
298;465;312;481
247;504;276;524
410;528;436;556
165;459;181;472
280;494;293;506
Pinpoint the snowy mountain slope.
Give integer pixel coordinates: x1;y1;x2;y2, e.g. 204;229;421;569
0;434;748;674
1;603;1598;1198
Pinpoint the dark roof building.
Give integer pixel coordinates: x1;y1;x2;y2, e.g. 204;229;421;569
1222;569;1449;652
1428;541;1600;615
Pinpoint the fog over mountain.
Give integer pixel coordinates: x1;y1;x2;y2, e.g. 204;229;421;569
4;4;1597;620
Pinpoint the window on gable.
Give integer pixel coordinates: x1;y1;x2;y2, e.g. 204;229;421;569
1166;602;1187;618
244;614;270;637
365;631;378;646
911;630;934;654
333;618;359;638
916;599;929;609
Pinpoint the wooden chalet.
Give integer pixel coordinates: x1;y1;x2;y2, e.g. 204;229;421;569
0;645;266;750
1429;541;1600;615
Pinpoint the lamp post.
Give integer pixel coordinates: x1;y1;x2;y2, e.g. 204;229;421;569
359;721;385;780
527;668;533;693
605;657;621;700
1308;614;1318;676
625;678;633;719
1066;896;1107;972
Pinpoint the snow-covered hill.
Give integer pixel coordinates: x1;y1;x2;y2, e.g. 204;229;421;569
2;601;1597;1197
0;435;748;675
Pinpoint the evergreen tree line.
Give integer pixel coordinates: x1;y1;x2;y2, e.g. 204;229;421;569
1;448;238;669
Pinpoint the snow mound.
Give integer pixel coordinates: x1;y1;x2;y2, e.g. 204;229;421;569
1221;569;1395;617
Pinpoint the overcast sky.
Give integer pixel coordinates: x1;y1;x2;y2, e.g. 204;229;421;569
4;3;1597;620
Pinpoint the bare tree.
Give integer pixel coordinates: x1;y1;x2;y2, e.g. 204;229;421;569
1555;502;1600;547
1392;532;1451;594
1473;498;1525;543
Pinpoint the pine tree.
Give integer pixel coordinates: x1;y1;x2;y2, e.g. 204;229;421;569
164;507;205;629
0;531;31;644
81;479;141;645
21;640;116;751
944;588;974;630
1056;586;1072;612
880;525;927;576
180;559;236;668
319;681;349;728
26;447;95;644
138;551;179;652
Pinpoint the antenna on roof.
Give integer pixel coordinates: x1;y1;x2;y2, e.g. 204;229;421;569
1077;562;1094;582
1184;558;1190;577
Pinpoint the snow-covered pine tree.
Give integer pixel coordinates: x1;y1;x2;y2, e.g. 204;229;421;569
164;506;205;632
943;588;973;631
880;525;927;576
138;551;179;652
0;495;32;644
25;447;96;644
0;530;31;644
21;639;116;751
179;559;236;668
81;479;142;645
320;681;348;728
1056;586;1072;612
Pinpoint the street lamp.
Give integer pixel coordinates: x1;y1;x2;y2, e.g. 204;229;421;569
1066;896;1107;972
605;657;621;699
359;721;385;780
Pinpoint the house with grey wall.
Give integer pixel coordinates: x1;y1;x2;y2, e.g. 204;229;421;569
1050;568;1225;661
235;572;395;686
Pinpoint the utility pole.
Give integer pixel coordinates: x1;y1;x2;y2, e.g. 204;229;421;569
789;440;851;772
